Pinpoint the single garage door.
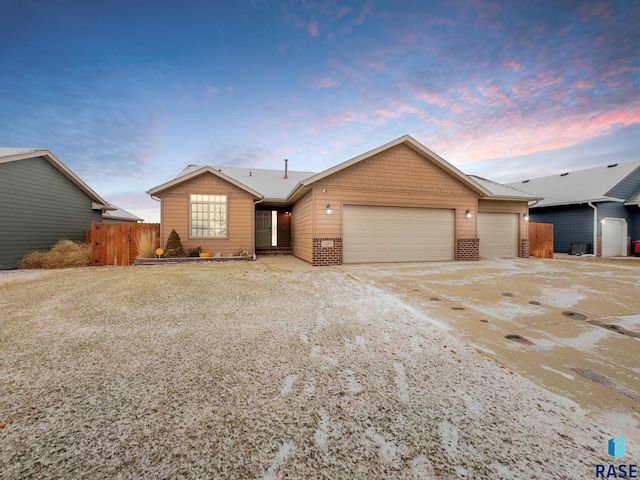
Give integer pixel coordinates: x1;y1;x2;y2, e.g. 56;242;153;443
601;218;627;257
478;212;518;257
343;205;454;263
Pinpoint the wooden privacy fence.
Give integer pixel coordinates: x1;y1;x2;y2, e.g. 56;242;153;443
529;222;554;259
89;223;160;266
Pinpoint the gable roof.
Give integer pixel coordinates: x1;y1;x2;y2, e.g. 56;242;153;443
506;160;640;208
147;135;534;204
0;148;112;210
147;165;265;199
294;135;491;197
172;164;316;201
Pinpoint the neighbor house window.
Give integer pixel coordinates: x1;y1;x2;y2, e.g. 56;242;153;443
190;194;227;237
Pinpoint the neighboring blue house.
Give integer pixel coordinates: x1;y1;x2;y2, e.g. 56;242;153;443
0;148;117;269
507;160;640;256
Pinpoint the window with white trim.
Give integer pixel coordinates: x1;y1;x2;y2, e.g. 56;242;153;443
190;194;227;237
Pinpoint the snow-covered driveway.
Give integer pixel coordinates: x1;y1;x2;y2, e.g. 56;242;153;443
340;256;640;460
0;259;637;478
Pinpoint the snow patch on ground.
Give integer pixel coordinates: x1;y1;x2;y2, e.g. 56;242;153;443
541;365;575;380
314;408;330;448
560;327;612;349
541;285;587;308
393;362;410;404
280;374;298;396
468;342;497;355
613;314;640;332
344;368;363;394
365;427;400;465
259;441;294;480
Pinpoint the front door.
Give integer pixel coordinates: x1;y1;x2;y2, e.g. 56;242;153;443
255;210;272;247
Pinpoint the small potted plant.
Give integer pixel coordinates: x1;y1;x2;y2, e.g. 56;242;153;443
188;246;202;257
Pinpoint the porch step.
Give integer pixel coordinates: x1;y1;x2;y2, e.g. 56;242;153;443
256;247;293;256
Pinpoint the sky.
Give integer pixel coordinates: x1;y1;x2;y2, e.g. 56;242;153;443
1;0;638;223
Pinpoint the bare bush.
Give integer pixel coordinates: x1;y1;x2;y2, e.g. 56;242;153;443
20;240;90;269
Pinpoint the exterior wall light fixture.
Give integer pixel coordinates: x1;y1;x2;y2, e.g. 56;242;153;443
524;213;530;221
465;209;472;219
326;204;332;214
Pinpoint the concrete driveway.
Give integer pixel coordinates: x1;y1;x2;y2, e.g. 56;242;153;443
327;256;640;444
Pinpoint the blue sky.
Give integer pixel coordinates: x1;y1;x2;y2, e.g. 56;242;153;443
1;0;638;222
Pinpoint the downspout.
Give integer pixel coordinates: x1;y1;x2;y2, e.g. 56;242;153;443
587;202;597;256
253;197;265;260
150;194;162;246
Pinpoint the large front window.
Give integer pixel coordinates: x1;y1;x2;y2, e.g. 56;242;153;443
190;194;227;237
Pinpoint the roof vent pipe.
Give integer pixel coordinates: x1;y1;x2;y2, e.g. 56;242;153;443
284;158;288;179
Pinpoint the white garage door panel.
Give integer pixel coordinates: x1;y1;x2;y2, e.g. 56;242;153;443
478;213;518;258
602;218;627;257
343;206;454;263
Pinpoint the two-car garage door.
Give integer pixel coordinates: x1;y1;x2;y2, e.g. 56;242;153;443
343;205;454;263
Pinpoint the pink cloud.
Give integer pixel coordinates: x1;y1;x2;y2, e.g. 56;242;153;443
205;86;220;97
374;108;400;119
415;91;449;109
314;76;340;89
427;17;456;27
367;61;385;71
308;19;319;37
322;110;360;128
574;80;592;89
505;61;522;72
353;0;373;25
511;71;564;99
434;103;640;164
478;84;511;104
579;2;611;22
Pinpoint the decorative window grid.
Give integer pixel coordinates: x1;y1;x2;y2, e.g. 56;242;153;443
190;194;227;238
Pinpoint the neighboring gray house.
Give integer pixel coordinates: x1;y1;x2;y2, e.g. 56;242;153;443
0;148;111;269
507;160;640;256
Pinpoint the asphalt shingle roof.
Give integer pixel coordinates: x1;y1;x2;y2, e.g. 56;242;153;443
178;165;317;200
506;160;640;207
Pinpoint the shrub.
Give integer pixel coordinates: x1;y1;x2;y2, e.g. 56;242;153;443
20;240;90;269
163;229;186;257
136;228;159;258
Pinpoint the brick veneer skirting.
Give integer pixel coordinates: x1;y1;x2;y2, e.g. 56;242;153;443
457;238;479;261
521;238;530;258
313;238;343;266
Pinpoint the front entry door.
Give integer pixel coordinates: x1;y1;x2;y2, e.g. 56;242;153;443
256;211;272;247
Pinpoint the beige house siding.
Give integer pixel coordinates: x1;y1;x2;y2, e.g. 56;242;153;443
291;190;313;262
309;144;481;257
158;172;255;255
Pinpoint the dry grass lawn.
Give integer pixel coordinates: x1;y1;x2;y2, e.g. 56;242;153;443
0;262;613;479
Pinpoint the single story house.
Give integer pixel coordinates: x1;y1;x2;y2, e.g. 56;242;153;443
0;148;123;269
506;160;640;256
147;135;539;266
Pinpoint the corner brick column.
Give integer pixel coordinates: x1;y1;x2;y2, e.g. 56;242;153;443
457;238;479;261
312;238;342;266
521;238;530;258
